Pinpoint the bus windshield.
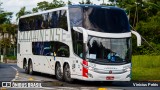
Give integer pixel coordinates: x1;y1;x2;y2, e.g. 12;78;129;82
69;6;130;33
86;36;131;64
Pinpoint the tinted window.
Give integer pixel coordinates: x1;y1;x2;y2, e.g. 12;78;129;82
19;10;68;31
87;8;130;33
53;42;69;57
71;29;83;58
58;10;68;31
35;15;43;30
69;7;130;33
69;7;83;27
32;42;51;55
41;13;49;29
32;41;70;57
49;12;58;28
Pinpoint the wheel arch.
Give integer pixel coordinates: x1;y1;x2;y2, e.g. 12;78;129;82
28;58;32;64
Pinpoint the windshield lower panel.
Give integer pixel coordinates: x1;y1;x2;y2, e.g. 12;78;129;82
87;36;131;65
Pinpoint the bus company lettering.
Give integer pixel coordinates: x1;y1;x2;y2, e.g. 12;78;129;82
18;28;68;42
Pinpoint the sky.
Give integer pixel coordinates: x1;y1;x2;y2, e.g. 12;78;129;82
0;0;109;23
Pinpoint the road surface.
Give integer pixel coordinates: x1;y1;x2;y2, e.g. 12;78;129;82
0;63;160;90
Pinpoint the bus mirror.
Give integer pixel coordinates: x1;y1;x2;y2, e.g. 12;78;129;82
131;30;141;46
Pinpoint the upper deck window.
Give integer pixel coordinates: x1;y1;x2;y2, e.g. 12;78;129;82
19;10;68;31
69;6;130;33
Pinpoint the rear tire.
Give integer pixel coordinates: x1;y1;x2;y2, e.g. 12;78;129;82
55;63;63;80
28;61;34;75
24;62;29;74
63;64;73;83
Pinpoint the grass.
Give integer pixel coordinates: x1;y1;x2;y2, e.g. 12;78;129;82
132;55;160;81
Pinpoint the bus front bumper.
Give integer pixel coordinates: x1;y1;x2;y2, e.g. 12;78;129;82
81;70;131;81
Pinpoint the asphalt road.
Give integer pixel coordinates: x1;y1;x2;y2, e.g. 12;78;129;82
0;63;160;90
0;63;16;81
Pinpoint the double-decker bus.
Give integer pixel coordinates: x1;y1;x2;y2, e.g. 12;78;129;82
17;5;141;82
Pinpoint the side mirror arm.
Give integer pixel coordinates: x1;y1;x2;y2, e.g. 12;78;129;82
131;30;141;46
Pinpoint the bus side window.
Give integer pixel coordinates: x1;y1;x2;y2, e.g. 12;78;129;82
53;42;70;57
58;10;68;31
29;17;35;30
19;19;24;31
43;42;51;56
35;15;41;30
50;11;58;28
71;30;83;58
26;18;30;31
41;13;49;29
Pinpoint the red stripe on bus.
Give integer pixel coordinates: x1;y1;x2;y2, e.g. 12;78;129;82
82;60;88;78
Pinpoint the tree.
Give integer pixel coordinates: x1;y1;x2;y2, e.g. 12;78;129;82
16;6;31;21
68;0;72;5
86;0;92;4
32;0;65;12
79;0;85;4
0;24;11;58
0;2;16;60
0;2;3;13
79;0;92;4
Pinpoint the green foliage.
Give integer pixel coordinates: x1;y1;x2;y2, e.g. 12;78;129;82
79;0;92;4
0;23;17;49
16;6;31;20
6;56;17;60
0;5;12;24
68;1;72;5
32;0;65;12
0;38;11;48
134;10;160;55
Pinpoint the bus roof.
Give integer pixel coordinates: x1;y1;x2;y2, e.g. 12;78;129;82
20;5;122;19
69;4;121;10
20;6;68;19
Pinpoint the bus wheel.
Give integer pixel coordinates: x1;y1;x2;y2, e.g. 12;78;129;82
28;60;34;75
64;64;73;83
24;62;29;74
55;63;63;80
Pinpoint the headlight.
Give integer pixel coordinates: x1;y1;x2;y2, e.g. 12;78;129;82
123;65;131;72
124;68;131;72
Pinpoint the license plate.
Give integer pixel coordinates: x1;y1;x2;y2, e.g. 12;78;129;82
106;76;114;80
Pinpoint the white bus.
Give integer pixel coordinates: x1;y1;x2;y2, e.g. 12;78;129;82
17;5;141;82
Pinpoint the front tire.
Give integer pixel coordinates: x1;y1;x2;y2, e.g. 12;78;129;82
55;63;63;80
63;64;73;82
